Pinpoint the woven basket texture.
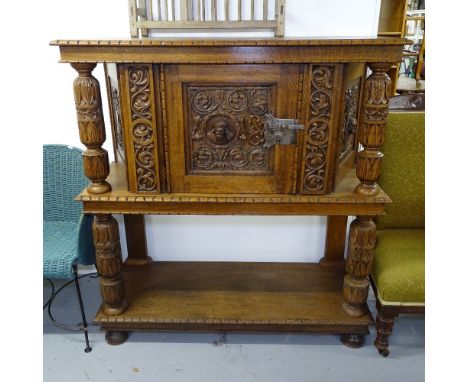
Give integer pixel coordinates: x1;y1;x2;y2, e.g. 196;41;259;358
43;144;95;279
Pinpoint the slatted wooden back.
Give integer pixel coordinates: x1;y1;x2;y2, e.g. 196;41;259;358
129;0;286;37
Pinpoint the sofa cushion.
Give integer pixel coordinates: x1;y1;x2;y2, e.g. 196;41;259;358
372;229;425;304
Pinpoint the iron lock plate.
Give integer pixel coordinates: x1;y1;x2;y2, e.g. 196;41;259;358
263;114;305;148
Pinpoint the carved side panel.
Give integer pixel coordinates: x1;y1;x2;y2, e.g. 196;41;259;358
105;64;126;164
123;65;160;193
339;78;361;162
186;86;274;174
300;65;341;194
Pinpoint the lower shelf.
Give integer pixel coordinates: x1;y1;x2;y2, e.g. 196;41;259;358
94;262;373;334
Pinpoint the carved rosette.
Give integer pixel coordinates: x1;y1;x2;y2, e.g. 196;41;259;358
187;86;272;173
301;66;337;194
71;63;111;194
343;216;376;317
355;63;392;196
93;214;128;316
128;66;158;192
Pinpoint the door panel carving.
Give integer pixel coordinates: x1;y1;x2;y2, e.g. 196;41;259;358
165;64;299;194
186;86;274;174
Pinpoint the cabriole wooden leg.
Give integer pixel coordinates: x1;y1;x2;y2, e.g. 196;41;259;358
355;63;392;196
342;216;376;317
375;308;399;357
71;62;111;194
93;214;128;316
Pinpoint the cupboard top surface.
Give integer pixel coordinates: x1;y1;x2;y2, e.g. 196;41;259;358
51;37;409;47
52;38;408;64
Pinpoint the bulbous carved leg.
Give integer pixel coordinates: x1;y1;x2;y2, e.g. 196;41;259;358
71;62;111;194
355;63;392;196
93;214;128;316
375;309;398;357
343;216;376;317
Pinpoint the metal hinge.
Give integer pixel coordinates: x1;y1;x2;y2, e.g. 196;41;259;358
263;114;305;149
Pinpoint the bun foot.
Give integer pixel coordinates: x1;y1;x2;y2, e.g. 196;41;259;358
340;333;365;348
377;347;390;357
105;331;129;345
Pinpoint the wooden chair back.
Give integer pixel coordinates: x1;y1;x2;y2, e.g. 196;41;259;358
129;0;286;37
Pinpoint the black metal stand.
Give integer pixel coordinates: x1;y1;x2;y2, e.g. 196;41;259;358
43;278;55;309
73;267;92;352
44;268;98;353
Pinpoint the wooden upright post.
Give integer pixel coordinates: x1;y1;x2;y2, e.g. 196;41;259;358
320;216;347;268
124;215;152;266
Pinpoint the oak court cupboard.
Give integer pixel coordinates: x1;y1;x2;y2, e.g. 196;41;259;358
51;37;407;346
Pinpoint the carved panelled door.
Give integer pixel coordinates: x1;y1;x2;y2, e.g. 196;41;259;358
165;64;300;194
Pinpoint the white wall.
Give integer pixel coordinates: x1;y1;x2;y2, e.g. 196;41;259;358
148;0;381;38
39;0;381;262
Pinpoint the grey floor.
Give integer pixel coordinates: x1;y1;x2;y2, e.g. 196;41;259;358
43;273;424;382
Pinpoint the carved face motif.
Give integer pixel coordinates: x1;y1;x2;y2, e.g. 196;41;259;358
206;118;235;145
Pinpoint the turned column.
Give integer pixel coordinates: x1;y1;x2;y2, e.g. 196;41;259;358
342;216;376;317
71;62;111;194
355;63;392;196
93;214;128;315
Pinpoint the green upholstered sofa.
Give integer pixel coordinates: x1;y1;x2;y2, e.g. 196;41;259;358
371;111;425;357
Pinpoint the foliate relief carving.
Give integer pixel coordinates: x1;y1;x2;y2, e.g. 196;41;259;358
343;216;376;317
364;67;392;106
340;79;361;160
128;66;157;191
92;214;127;315
302;66;336;193
74;75;106;147
355;63;392;196
71;62;111;195
129;67;152;120
359;64;392;149
345;217;376;278
187;86;273;173
133;123;157;191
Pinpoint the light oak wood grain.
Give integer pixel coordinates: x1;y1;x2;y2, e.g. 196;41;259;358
95;262;373;332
